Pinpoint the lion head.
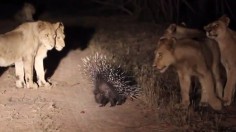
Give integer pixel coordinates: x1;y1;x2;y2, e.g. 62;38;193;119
204;15;230;39
54;22;65;51
37;21;57;50
153;37;176;73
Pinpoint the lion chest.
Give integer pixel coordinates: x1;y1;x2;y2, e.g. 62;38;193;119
175;61;200;76
220;45;236;68
174;51;206;77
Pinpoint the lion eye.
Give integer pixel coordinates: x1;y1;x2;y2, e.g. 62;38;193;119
157;52;162;58
214;24;218;28
154;49;158;54
45;34;49;37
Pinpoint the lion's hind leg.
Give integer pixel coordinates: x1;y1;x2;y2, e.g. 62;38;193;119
223;70;236;106
212;67;223;99
177;71;191;109
199;71;222;110
15;59;25;88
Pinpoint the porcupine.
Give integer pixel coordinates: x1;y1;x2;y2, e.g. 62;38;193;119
82;52;140;107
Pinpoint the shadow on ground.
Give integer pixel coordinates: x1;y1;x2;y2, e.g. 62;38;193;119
45;25;96;78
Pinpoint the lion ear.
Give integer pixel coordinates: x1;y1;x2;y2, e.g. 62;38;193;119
219;15;230;26
54;22;64;30
171;37;177;44
180;22;186;26
203;25;208;31
169;24;177;33
37;21;46;31
169;37;176;51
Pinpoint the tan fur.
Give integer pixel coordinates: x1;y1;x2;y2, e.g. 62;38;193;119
0;21;57;89
153;36;222;110
164;24;223;99
35;22;65;87
204;15;236;106
163;24;206;39
14;3;66;88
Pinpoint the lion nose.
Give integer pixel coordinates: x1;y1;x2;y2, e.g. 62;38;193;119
207;29;212;32
152;63;156;67
204;26;210;32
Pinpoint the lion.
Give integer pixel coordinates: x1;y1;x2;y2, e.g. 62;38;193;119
204;15;236;106
34;22;65;87
13;3;66;87
153;36;222;110
14;2;36;23
0;20;59;89
163;24;223;99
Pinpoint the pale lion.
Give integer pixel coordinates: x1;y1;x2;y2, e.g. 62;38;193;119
163;24;223;99
35;22;65;87
153;36;222;110
204;15;236;106
0;20;59;89
14;3;66;87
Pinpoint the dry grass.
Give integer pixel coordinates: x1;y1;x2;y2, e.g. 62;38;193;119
85;18;224;131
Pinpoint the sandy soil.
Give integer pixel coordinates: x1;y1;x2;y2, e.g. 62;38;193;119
0;13;235;131
0;48;174;132
0;13;176;132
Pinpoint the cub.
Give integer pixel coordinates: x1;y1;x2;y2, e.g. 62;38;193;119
0;21;57;89
204;15;236;106
153;36;222;110
163;24;223;99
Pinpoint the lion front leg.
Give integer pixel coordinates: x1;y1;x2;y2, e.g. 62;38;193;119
23;56;38;89
34;46;51;87
199;71;222;110
223;70;236;106
211;63;223;99
177;71;191;109
15;59;25;88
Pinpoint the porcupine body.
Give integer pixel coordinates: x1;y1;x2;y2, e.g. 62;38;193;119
82;52;139;107
94;74;126;106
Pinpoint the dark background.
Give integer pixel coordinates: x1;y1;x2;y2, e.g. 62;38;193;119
0;0;236;29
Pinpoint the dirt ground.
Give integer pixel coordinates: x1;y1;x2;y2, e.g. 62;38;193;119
0;48;175;132
0;13;236;131
0;13;177;132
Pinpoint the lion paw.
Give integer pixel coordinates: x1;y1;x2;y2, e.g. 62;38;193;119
223;97;232;106
175;103;189;109
199;102;208;107
180;100;190;108
15;80;25;88
209;99;222;110
25;83;38;89
37;80;52;87
44;82;51;87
